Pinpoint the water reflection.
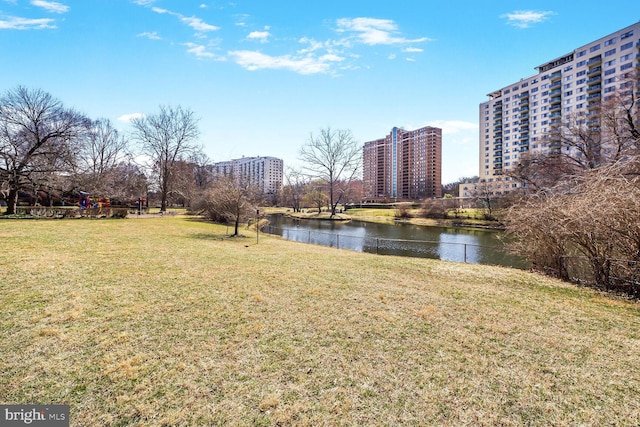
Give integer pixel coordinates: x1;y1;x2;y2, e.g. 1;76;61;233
264;214;528;269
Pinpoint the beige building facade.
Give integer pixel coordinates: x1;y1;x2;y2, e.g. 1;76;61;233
477;22;640;196
212;156;283;195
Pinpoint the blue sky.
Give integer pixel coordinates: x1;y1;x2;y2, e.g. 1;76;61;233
1;1;638;183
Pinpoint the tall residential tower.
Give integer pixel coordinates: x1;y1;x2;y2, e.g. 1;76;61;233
211;156;283;195
363;126;442;200
479;22;640;195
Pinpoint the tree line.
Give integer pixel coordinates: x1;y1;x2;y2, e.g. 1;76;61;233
0;86;363;232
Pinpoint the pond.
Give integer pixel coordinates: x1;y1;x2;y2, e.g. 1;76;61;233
264;214;528;269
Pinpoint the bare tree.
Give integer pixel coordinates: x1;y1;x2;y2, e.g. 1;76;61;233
299;127;361;217
200;175;258;236
0;86;89;214
282;167;308;212
131;105;200;212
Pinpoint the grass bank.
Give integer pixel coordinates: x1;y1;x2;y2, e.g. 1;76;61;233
1;215;639;426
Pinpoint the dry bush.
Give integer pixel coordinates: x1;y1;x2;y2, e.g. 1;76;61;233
506;157;640;294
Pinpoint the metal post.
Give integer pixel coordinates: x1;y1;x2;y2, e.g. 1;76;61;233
337;234;339;249
464;244;467;263
256;209;259;244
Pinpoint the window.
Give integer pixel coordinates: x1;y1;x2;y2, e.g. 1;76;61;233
576;78;586;85
604;77;616;84
577;70;586;77
605;37;616;46
621;30;634;40
576;49;586;57
621;62;633;71
564;75;572;82
621;53;633;62
576;60;587;67
605;68;616;76
605;48;616;57
605;59;616;67
564;65;573;72
621;41;633;50
522;82;529;88
590;44;600;52
604;86;615;93
564;91;573;96
564;83;572;89
504;89;510;94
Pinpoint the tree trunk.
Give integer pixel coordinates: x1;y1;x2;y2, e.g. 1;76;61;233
5;187;18;215
234;217;240;236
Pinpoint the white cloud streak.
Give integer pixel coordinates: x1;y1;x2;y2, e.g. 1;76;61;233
30;0;68;13
184;42;225;60
137;31;161;40
151;6;219;33
336;17;430;46
501;10;554;28
117;113;145;122
228;50;343;74
247;30;270;43
0;16;55;29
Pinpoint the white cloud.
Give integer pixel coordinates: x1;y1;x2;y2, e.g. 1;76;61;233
199;3;207;8
137;31;161;40
117;113;145;122
336;17;430;46
184;42;224;60
405;57;416;62
180;15;219;32
403;47;423;53
228;50;343;75
247;30;270;43
151;7;219;33
501;10;554;28
132;0;156;5
0;16;55;29
30;0;68;13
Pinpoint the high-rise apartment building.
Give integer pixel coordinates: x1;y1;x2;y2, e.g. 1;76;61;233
479;22;640;196
211;156;283;195
363;126;442;200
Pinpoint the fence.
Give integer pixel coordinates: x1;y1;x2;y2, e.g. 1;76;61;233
549;256;640;297
262;225;527;269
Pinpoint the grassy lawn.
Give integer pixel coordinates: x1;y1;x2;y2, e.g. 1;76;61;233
1;215;639;426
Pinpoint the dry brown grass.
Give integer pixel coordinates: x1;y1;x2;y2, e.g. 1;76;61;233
1;215;639;426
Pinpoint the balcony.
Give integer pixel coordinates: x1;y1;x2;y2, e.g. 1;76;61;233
519;98;529;105
549;111;562;118
588;100;601;109
549;88;562;96
493;120;503;126
587;56;602;66
494;137;502;143
587;84;602;93
494;145;502;151
519;139;529;146
587;76;602;84
549;81;562;89
494;151;502;157
494;158;502;164
549;70;562;81
587;66;602;75
587;93;602;101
